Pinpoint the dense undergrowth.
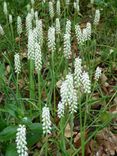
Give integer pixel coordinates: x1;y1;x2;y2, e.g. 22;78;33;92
0;0;117;156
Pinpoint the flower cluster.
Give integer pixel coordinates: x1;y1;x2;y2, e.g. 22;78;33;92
26;13;32;33
64;33;71;59
56;0;60;16
95;67;102;81
36;19;43;46
59;73;78;117
35;42;42;72
75;22;91;44
14;53;21;74
48;26;56;52
57;101;64;118
49;1;54;19
94;9;100;25
55;18;60;35
74;57;82;88
17;16;22;35
9;14;12;24
75;24;82;44
28;29;35;60
0;24;4;35
81;71;91;94
74;0;80;12
3;1;8;16
42;106;52;134
66;19;71;35
16;125;28;156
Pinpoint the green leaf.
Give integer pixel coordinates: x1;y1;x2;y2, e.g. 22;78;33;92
27;123;43;147
0;126;17;141
5;144;17;156
0;119;7;131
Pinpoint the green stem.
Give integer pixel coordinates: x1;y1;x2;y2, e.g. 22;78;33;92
45;135;48;156
52;51;56;115
16;73;19;98
38;71;41;120
79;98;85;156
29;59;35;100
70;113;74;149
60;117;66;153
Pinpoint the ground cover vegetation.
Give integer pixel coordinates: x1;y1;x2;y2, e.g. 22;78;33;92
0;0;117;155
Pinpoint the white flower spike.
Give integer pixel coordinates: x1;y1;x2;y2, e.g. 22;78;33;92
0;24;4;35
3;1;8;16
48;26;55;52
55;18;60;35
57;101;64;118
16;125;28;156
94;9;100;25
81;71;91;94
95;67;102;81
64;33;71;59
42;106;52;134
17;16;22;35
49;1;54;19
35;42;42;72
14;53;21;74
74;57;82;88
28;29;35;60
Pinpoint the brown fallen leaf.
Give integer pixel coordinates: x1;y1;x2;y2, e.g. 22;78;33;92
64;123;72;138
96;128;117;156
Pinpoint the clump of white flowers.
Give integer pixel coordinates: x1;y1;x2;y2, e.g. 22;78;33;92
75;22;91;44
26;13;32;33
17;16;22;35
55;18;60;35
82;28;88;42
74;0;80;13
28;30;35;60
66;19;71;35
49;1;54;19
86;22;91;40
94;9;100;25
35;42;42;72
56;0;60;16
94;67;102;81
42;106;52;134
0;24;4;35
16;125;28;156
48;26;56;52
36;19;43;46
14;53;21;74
33;27;38;43
60;73;78;114
75;24;83;44
74;57;82;88
64;33;71;59
81;71;91;94
57;101;64;118
3;1;8;16
9;14;12;24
